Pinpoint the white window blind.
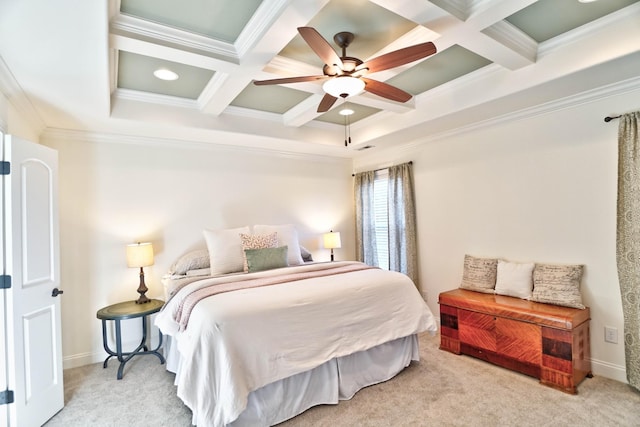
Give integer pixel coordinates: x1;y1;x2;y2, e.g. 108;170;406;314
373;169;389;270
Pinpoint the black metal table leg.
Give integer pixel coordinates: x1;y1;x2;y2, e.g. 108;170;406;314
96;299;166;379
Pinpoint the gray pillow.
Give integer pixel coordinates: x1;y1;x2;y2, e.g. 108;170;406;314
459;254;498;294
170;249;210;275
300;245;313;262
245;246;289;273
532;263;585;309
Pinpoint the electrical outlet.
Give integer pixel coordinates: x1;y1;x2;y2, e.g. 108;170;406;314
604;326;618;344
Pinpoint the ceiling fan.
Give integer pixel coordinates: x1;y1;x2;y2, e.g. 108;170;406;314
254;27;437;113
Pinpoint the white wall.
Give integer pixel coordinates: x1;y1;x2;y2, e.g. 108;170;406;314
40;133;355;368
355;86;640;383
5;81;637;382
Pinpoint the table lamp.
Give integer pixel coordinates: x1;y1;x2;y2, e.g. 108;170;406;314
323;231;341;262
126;242;154;304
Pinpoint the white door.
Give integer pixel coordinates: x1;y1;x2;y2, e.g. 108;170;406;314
1;134;63;427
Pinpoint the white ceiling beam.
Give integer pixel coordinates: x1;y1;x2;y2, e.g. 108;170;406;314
109;34;240;74
110;14;239;63
368;0;449;25
466;0;540;29
282;95;325;127
198;0;331;117
371;0;536;70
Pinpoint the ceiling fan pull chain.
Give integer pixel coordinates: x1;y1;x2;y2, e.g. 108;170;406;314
344;113;352;146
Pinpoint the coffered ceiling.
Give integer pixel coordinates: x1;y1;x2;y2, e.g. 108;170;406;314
0;0;639;157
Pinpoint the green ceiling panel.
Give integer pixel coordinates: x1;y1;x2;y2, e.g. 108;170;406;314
232;84;312;114
120;0;262;42
280;0;417;68
118;51;215;99
315;102;381;125
387;45;492;95
505;0;639;43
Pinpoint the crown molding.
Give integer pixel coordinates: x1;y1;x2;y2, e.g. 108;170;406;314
359;75;640;163
111;13;238;63
40;127;352;163
0;55;45;133
113;88;199;110
539;1;640;57
482;20;537;65
234;0;291;57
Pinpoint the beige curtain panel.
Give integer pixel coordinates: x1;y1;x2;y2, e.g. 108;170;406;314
616;111;640;392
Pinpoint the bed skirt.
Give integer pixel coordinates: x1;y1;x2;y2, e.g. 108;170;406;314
165;334;420;426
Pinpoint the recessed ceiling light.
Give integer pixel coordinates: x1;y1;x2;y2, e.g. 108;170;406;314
339;108;355;116
578;0;598;3
153;68;179;81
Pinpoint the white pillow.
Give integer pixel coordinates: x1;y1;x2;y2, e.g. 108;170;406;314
494;260;535;300
203;226;250;275
252;224;304;266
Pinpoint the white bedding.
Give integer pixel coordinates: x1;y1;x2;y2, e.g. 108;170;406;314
155;261;437;427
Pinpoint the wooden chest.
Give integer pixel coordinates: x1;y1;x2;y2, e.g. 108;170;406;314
438;288;592;394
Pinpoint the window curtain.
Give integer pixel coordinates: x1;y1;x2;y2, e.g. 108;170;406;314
616;111;640;392
354;170;378;266
388;162;418;286
354;162;418;287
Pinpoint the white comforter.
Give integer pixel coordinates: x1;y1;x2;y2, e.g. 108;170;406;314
155;261;437;427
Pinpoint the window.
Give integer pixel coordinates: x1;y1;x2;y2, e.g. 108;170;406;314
355;162;417;284
373;169;389;270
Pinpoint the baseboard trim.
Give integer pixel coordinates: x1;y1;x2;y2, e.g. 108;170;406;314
63;334;164;370
63;351;105;369
590;357;627;384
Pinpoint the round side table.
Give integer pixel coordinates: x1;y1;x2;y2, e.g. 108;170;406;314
96;299;165;379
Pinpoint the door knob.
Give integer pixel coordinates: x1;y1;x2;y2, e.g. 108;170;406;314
52;288;64;297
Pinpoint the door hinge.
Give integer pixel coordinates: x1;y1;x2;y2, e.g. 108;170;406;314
0;161;9;175
0;389;14;405
0;275;10;289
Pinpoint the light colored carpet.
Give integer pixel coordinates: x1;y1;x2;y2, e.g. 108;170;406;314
45;332;640;426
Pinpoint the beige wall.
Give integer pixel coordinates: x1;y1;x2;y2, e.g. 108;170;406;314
355;86;640;383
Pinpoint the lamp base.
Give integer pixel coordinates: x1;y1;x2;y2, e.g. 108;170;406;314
136;267;151;304
135;294;151;304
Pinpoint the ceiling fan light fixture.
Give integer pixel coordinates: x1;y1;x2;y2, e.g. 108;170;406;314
153;68;179;81
339;108;354;116
323;76;365;99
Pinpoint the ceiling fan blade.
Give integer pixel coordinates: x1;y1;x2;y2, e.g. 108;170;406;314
298;27;344;70
253;75;327;85
317;93;338;113
359;42;437;74
361;77;412;103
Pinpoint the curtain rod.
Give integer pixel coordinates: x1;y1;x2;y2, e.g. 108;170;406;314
604;115;621;122
352;161;412;177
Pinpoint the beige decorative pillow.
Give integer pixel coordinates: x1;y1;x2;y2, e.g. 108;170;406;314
494;260;534;299
240;232;279;272
532;263;585;309
459;255;498;294
203;226;251;275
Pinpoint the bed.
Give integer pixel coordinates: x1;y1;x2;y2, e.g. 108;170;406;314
154;226;437;427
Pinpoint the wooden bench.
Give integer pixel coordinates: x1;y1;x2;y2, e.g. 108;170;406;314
438;288;592;394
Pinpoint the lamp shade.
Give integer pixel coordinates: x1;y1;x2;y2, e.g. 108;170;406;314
126;242;154;268
323;231;342;250
322;76;365;98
